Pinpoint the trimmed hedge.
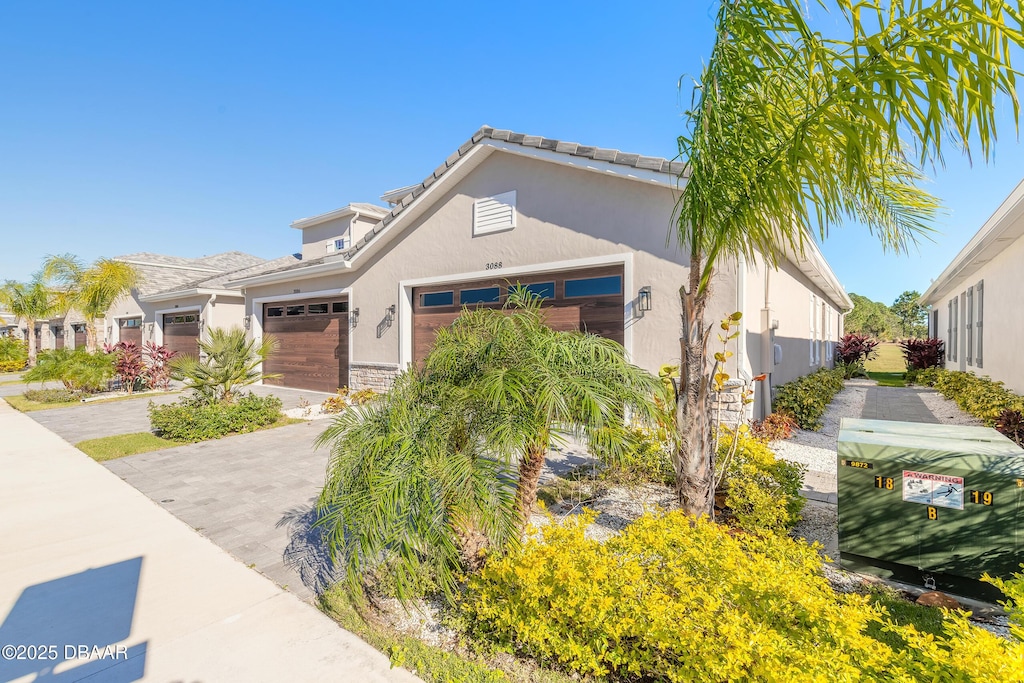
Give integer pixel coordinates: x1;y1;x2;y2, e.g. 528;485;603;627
772;367;845;430
148;392;282;442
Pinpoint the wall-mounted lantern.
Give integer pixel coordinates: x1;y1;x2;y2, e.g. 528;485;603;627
637;286;652;315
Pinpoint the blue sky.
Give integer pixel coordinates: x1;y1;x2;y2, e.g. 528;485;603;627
1;1;1021;307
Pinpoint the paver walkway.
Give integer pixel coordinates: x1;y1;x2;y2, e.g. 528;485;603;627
860;385;939;423
0;400;419;683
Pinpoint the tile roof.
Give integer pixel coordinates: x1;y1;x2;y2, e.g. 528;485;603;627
167;254;302;293
114;251;266;296
238;126;685;281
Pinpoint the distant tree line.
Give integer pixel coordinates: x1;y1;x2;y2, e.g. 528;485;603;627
845;290;928;340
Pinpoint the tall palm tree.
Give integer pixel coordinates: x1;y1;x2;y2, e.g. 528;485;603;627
316;290;661;602
43;255;140;352
672;0;1023;516
0;277;59;367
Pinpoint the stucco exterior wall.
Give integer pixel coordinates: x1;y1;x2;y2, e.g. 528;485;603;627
298;216;355;260
247;151;742;382
744;255;844;419
929;231;1024;394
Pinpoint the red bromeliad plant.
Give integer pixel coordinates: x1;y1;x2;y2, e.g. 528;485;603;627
143;342;176;390
835;334;880;365
113;341;146;394
899;338;945;371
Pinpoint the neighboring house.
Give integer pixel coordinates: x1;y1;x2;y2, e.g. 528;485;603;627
229;126;851;419
921;178;1024;394
103;251;299;355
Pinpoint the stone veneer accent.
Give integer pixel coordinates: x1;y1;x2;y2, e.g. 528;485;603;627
349;362;401;392
713;379;751;426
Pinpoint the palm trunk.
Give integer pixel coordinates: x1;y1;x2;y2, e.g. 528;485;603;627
515;442;548;529
673;254;715;517
86;320;99;353
26;318;38;368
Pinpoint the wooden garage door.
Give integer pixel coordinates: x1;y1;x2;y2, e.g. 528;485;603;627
52;326;64;350
262;298;349;393
119;317;142;346
412;265;625;365
163;313;200;357
73;325;86;349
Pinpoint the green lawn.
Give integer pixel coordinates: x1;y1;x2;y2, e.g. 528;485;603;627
75;416;305;462
865;343;907;387
77;432;174;461
4;390;180;413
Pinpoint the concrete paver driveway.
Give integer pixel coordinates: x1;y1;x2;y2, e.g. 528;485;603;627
105;420;335;601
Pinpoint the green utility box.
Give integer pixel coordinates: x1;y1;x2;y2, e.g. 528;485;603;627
837;418;1024;600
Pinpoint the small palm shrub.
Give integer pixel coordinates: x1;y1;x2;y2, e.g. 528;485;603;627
463;511;1024;681
717;428;805;533
171;327;278;402
899;337;944;370
23;348;114;393
772;367;845;430
587;423;674;484
148;392;282;442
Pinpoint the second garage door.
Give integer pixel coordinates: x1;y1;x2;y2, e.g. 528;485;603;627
412;265;625;364
163;313;200;357
262;297;349;393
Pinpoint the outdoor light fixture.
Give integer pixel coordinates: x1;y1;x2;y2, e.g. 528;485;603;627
243;315;251;330
352;308;360;324
385;304;395;324
637;286;652;314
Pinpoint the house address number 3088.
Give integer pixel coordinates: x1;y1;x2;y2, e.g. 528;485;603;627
485;262;503;270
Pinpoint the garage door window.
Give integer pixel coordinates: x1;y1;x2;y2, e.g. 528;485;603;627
460;286;501;305
332;302;349;314
308;303;329;315
520;282;555;300
564;275;622;298
286;305;304;316
421;291;454;307
121;319;140;328
169;315;197;324
266;307;284;317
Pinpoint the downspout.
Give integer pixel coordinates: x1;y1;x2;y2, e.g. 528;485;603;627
735;254;753;421
761;265;774;420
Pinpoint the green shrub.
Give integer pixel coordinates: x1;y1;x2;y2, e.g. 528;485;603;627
911;368;1024;428
23;348;114;393
772;367;845;430
0;336;27;365
718;429;806;533
463;510;1024;682
0;359;25;372
148;392;282;442
587;423;673;484
23;388;81;403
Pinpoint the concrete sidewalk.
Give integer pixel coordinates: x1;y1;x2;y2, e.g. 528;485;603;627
0;401;418;683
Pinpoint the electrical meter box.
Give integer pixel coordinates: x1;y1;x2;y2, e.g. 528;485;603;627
837;417;1024;601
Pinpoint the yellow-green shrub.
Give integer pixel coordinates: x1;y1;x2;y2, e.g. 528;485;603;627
912;368;1024;426
587;423;673;484
0;359;24;373
718;429;806;533
463;511;1024;682
772;367;845;430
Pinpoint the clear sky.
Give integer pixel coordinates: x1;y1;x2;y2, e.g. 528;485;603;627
1;1;1021;307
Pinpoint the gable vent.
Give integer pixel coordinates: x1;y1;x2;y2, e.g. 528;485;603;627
473;190;517;236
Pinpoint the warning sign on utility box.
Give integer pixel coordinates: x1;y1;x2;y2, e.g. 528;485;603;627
902;470;964;510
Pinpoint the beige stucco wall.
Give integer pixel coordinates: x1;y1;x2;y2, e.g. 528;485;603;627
248;151;746;379
105;292;245;348
930;231;1024;394
298;217;354;261
744;255;844;419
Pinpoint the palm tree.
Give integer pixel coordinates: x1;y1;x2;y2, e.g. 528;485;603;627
423;289;662;526
171;327;278;402
316;290;661;601
0;277;59;367
43;255;140;352
672;0;1023;516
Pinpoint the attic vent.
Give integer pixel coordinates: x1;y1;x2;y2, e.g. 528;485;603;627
473;191;516;236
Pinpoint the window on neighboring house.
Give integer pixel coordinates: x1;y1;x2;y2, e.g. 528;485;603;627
472;191;517;236
976;280;984;368
809;294;818;366
966;286;974;366
825;305;833;363
950;296;958;361
335;238;349;250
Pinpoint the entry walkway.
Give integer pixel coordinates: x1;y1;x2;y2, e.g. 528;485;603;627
0;401;418;683
860;385;939;423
